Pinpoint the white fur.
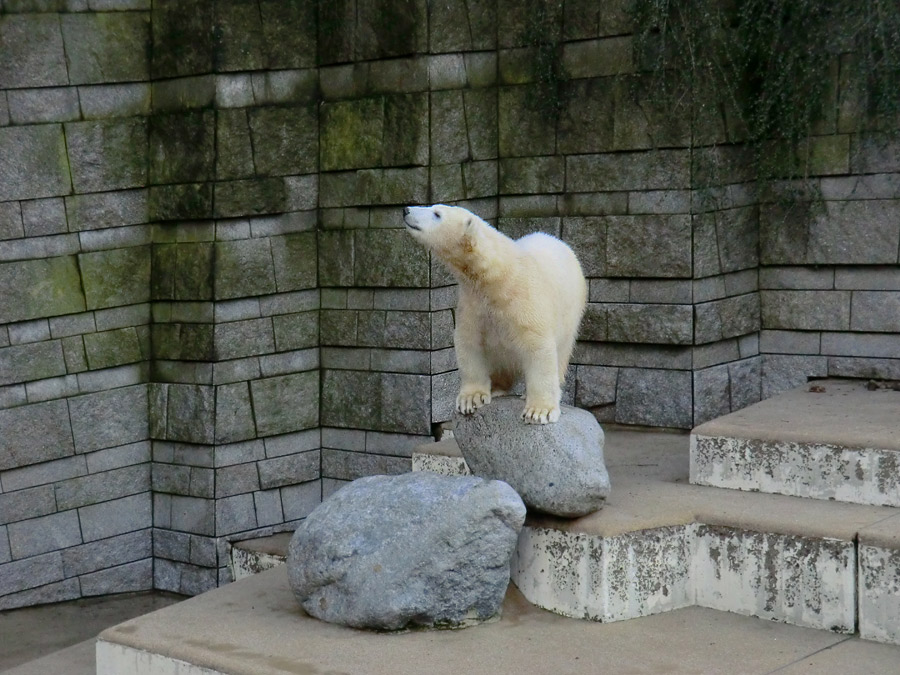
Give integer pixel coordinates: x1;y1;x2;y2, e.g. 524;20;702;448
403;204;587;424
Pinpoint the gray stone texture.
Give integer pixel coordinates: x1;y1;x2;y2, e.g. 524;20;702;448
454;397;610;517
287;472;525;630
0;125;72;201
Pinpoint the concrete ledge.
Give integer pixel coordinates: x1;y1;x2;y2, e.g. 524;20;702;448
691;381;900;507
859;513;900;645
97;566;900;675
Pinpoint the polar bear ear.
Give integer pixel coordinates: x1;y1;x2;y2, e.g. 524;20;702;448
464;216;474;231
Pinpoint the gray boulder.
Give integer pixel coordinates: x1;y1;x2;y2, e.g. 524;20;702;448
454;396;610;517
287;472;526;631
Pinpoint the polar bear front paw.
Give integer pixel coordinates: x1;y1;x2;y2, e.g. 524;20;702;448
521;403;560;425
456;390;491;415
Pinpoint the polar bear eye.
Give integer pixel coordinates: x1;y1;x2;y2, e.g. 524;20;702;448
433;210;441;220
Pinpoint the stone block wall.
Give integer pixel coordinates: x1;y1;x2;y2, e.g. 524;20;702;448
0;2;155;609
1;0;897;607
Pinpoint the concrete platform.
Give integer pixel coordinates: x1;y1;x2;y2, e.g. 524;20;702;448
691;380;900;507
96;565;900;675
411;429;899;641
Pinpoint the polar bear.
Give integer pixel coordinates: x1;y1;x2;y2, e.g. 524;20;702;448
403;204;587;424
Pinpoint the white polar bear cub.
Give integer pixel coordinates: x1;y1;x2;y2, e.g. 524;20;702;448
403;204;587;424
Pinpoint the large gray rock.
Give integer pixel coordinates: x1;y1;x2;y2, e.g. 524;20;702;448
454;397;611;517
287;472;525;631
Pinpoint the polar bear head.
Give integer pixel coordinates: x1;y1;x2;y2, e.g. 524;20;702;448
402;204;487;276
402;204;474;250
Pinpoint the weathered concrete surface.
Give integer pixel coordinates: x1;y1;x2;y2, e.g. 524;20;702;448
454;397;611;517
229;533;292;581
858;513;900;646
96;564;900;675
691;380;900;506
411;438;471;476
419;430;894;633
287;473;525;630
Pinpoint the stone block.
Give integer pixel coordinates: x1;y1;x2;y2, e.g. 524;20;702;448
270;233;317;292
0;528;9;564
213;0;267;71
85;442;150;474
320;98;384;171
251;371;319;437
321;448;411;481
0;552;65;598
761;354;827;398
78;492;151;542
253;489;284;527
8;510;82;560
429;0;495;51
557;78;615;155
499;156;564;195
580;302;606;342
149;183;214;222
83;327;143;370
615;368;693;428
759;266;835;290
79;83;151;120
149;111;215;185
0;400;75;471
69;385;149;453
0;202;23;241
215;382;256;445
761;200;900;266
214;318;274;360
0;485;56;526
606;215;692;278
80;558;152;596
151;0;214;79
61;12;150;84
728;356;761;411
213;239;276;300
214;178;286;218
820;333;900;359
8;88;80;125
560;217;606;277
498;85;556;157
694;293;760;344
259;0;316;69
215;109;254;180
258;451;320;490
574;365;617;408
167;495;215;536
496;0;562;48
281;480;322;521
354;230;429;287
0;125;71;201
760;290;851;331
65;190;147;233
851;291;900;332
562;37;633;79
322;370;430;435
215;462;260;498
358;311;431;350
216;493;257;536
354;0;427;61
152;464;191;496
1;456;86;493
0;14;67;88
607;304;693;345
20;198;66;237
0;340;66;387
693;364;731;426
249;105;318;176
55;464;149;511
78;246;151;309
760;330;822;355
567;150;690;192
165;384;215;445
66;118;148;193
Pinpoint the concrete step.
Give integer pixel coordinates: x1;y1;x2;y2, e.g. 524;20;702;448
96;565;900;675
412;430;900;645
691;379;900;507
